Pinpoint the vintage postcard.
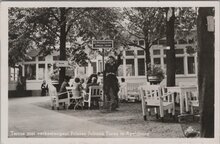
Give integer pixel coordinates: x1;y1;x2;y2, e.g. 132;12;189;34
1;1;219;144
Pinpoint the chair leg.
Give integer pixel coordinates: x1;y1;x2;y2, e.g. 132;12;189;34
143;115;147;121
155;108;159;119
161;117;164;122
141;99;147;121
159;106;164;120
191;106;194;115
148;108;151;116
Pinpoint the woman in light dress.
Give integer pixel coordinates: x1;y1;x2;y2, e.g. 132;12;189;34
47;69;58;109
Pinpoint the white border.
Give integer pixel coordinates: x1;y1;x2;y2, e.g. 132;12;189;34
1;1;220;144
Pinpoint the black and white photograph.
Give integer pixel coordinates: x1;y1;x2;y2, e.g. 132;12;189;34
0;1;219;144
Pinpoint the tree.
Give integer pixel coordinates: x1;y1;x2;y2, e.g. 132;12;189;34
9;8;123;86
121;8;166;80
9;8;88;85
165;7;176;86
165;7;197;86
197;7;214;137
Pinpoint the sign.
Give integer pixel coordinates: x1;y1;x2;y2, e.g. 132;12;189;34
56;61;69;67
207;16;214;32
92;40;113;49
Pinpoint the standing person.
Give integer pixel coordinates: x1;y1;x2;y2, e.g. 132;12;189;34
59;76;70;99
47;69;59;109
103;54;122;111
41;80;48;96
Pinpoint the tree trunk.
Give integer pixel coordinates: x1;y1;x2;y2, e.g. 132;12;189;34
166;8;176;87
197;7;214;138
144;41;151;82
59;8;67;87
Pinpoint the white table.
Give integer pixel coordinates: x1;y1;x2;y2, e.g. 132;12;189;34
166;85;198;114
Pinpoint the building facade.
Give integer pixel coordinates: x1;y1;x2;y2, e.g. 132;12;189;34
9;35;197;96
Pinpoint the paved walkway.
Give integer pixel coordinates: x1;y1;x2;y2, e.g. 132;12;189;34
9;96;185;138
9;96;125;138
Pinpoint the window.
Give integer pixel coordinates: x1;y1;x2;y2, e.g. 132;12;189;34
138;58;145;76
139;40;145;46
158;40;166;45
175;57;184;74
25;64;36;80
53;64;59;81
38;64;45;80
53;56;59;61
137;50;144;55
117;65;124;76
126;59;135;76
153;58;161;65
175;49;184;54
188;57;195;74
38;56;45;61
91;62;97;74
98;60;103;72
153;50;161;55
178;39;187;44
10;67;19;81
126;50;134;56
163;58;167;72
188;38;194;44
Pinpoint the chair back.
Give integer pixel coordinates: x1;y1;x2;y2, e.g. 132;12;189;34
178;82;198;87
127;82;145;92
182;86;198;106
140;85;162;106
89;86;103;99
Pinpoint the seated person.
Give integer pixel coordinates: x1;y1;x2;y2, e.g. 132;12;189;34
41;80;48;96
59;76;70;99
85;77;99;93
71;77;82;97
80;78;86;90
86;74;98;85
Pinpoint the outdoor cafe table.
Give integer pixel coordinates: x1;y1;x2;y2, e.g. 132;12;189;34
166;85;198;115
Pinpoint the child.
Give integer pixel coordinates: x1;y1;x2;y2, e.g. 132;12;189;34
41;80;48;96
119;78;127;101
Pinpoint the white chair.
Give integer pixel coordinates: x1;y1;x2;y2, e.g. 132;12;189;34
139;85;175;121
178;82;198;114
127;82;145;102
182;86;199;115
66;87;83;110
83;86;103;109
48;84;69;110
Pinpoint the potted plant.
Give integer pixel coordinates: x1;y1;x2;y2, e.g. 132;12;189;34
147;64;165;84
